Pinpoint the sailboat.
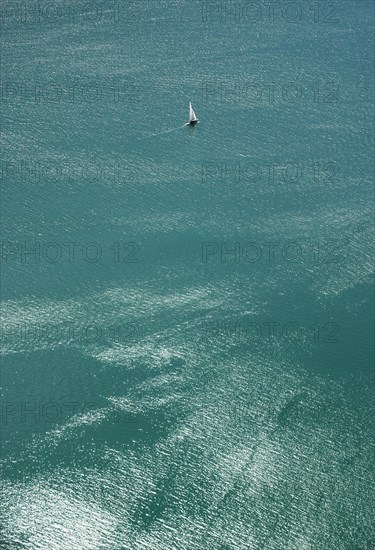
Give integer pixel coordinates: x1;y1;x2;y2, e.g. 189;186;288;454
187;102;198;125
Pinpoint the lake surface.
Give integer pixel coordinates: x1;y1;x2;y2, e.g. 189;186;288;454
1;1;374;548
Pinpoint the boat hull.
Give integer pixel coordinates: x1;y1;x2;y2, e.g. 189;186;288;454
188;120;198;125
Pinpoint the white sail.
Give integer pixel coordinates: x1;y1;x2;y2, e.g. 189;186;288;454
189;102;197;122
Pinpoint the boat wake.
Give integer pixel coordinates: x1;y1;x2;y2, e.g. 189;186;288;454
144;124;188;138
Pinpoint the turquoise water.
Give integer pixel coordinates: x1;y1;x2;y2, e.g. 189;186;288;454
1;1;374;548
